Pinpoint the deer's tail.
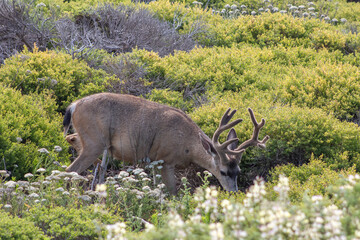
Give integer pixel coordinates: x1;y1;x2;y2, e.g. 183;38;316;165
63;103;76;137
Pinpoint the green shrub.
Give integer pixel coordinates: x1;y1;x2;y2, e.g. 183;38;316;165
147;89;193;111
32;0;133;16
0;45;113;112
280;60;360;120
0;210;49;240
147;45;280;94
0;84;68;179
311;28;347;51
266;155;356;202
147;0;359;53
190;93;360;188
26;205;119;240
126;174;360;239
142;44;360;121
146;0;218;44
329;173;360;238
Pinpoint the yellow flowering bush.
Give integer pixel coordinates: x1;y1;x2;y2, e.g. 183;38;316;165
0;46;114;112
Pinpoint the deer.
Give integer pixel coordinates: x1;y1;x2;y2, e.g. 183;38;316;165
63;93;269;194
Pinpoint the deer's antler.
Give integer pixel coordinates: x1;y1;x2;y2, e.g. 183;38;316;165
212;108;244;157
236;108;270;152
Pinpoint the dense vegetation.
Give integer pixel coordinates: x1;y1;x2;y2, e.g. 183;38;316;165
1;0;360;238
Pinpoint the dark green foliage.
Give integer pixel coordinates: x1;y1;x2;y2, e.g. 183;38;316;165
266;155;356;202
147;89;193;111
329;175;360;238
26;205;119;240
140;44;360;121
0;84;68;179
190;93;360;189
0;210;49;240
0;46;112;112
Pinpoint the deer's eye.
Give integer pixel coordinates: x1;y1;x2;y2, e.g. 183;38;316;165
220;170;227;176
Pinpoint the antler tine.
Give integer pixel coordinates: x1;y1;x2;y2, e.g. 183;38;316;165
236;108;270;151
220;108;237;126
220;138;246;155
212;108;243;155
258;135;270;149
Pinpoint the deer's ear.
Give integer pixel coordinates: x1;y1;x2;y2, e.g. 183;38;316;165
226;128;239;151
199;133;217;156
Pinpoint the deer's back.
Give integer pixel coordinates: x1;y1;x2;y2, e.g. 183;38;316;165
71;93;202;165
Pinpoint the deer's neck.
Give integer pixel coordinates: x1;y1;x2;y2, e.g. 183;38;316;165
193;153;217;174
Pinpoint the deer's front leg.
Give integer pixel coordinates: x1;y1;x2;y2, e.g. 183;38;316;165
161;164;177;195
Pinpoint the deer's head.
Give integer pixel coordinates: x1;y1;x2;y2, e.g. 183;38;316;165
202;108;270;192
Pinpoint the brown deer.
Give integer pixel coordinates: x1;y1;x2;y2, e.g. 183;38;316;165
63;93;269;194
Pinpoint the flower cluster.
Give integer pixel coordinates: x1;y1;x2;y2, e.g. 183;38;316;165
212;1;347;25
1;165;360;239
243;176;266;207
106;222;127;240
193;186;219;222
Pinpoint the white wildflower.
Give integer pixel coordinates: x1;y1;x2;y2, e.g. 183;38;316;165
3;204;12;210
118;171;129;178
17;181;29;187
323;204;345;239
31;182;40;187
51;170;61;175
106;222;127;240
311;195;323;203
274;175;290;202
204;170;212;177
4;181;17;188
36;2;46;8
29;193;39;198
244;177;266;207
209;223;224;240
96;184;107;192
122;176;138;184
38;148;49;154
142;177;151;182
54;145;62;152
79;195;92;202
62;191;70;196
68;172;79;177
133;168;144;175
24;173;34;178
36;168;46;173
139;172;148;178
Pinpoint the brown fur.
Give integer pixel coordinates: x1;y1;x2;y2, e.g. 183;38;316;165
66;133;102;167
64;93;269;194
